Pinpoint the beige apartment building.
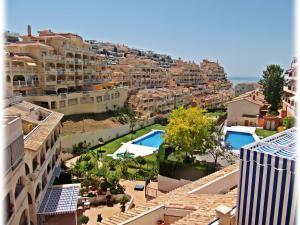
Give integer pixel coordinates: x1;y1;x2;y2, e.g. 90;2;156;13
170;60;206;87
5;26;128;115
4;116;30;225
128;87;191;119
282;57;297;117
127;64;170;90
227;91;268;126
200;59;227;81
5;98;64;225
194;89;234;109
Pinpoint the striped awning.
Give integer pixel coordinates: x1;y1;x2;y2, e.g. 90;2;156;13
38;184;80;215
242;127;297;160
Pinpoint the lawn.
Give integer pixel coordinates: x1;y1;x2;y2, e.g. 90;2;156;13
255;128;277;138
96;124;166;155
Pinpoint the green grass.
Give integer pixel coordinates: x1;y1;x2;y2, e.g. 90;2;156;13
255;128;277;138
96;124;166;155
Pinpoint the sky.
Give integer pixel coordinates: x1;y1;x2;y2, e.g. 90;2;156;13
5;0;294;77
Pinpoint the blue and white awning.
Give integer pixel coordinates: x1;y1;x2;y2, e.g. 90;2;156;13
38;184;80;215
242;127;297;160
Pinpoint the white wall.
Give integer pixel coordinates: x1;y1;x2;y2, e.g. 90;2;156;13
188;169;239;194
227;99;260;126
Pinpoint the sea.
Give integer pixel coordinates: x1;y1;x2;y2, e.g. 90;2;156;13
228;76;260;86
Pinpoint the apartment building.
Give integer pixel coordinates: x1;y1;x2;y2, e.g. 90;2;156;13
127;64;170;90
194;89;234;109
227;91;268;126
282;57;297;117
5;51;40;96
200;59;227;81
4;98;64;225
234;82;261;96
4;116;30;225
128;87;191;119
170;60;206;87
5;26;128;115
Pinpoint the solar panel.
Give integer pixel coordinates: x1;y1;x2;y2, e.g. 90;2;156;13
38;185;80;215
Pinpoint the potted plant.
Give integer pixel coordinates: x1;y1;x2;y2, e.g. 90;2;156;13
120;195;129;212
79;215;89;224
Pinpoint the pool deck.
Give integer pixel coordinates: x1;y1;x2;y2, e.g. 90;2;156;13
110;130;163;159
224;126;260;153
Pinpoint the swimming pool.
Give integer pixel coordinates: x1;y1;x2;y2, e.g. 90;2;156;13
225;131;256;150
132;130;164;148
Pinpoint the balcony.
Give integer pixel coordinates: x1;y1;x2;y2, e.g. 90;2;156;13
284;86;296;94
65;58;75;64
65;69;75;75
45;69;58;75
75;58;82;64
45;80;57;85
43;54;60;61
10;67;26;74
75;80;83;86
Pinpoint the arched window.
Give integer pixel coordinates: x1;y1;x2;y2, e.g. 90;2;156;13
27;193;32;204
15;177;24;199
25;163;30;175
19;209;28;225
13;75;25;81
35;184;41;200
6;75;11;83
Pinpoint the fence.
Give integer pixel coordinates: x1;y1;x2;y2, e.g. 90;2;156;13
61;117;156;152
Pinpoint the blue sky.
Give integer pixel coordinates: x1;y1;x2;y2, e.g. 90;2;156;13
6;0;294;77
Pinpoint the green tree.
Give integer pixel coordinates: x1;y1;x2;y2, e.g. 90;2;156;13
259;64;285;114
164;107;212;162
128;109;137;138
80;215;89;224
283;116;295;129
207;123;232;169
135;156;146;169
120;195;129;212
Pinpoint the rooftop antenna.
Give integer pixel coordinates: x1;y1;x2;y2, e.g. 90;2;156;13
27;25;32;36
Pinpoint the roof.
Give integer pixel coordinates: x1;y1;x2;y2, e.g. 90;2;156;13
4;101;64;151
227;90;265;106
7;42;54;50
38;184;80;215
242;127;297;160
100;164;238;225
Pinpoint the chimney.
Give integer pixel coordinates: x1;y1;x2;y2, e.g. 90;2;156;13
253;95;256;100
27;25;31;36
215;205;236;225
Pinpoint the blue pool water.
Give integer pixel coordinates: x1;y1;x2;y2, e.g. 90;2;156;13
132;130;164;148
225;131;255;150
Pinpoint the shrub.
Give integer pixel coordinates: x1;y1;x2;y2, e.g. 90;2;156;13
85;161;94;171
283;117;295;129
155;116;168;125
135;156;146;168
80;215;89;224
120;195;129;205
81;154;91;161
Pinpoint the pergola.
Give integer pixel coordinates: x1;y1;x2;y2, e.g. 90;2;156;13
38;184;80;224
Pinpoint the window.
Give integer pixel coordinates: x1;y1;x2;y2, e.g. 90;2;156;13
97;96;102;102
